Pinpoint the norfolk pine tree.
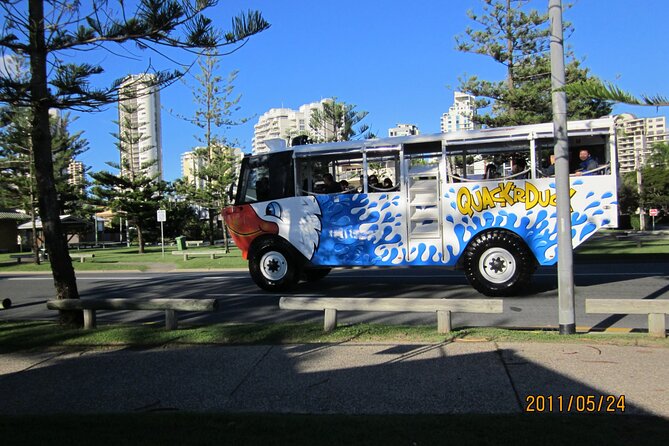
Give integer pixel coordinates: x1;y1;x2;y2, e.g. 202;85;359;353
455;0;612;127
0;1;269;326
177;50;245;249
309;98;374;143
1;89;88;263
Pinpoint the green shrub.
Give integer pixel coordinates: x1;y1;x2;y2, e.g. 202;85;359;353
631;214;640;230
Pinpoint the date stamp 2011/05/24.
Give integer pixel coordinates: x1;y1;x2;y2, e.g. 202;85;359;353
524;395;625;413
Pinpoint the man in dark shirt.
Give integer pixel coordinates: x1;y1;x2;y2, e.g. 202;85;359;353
574;149;599;176
322;173;341;193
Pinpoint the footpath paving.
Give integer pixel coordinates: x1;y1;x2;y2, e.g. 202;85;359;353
1;340;667;417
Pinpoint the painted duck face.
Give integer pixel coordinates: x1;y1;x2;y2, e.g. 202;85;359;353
223;204;279;259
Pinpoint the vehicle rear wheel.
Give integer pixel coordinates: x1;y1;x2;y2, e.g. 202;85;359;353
463;230;534;297
302;267;331;282
249;239;299;292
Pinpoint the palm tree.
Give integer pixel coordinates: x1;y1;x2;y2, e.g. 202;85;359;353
564;80;668;106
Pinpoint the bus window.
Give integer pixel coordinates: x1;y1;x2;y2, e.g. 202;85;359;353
366;150;400;192
235;151;294;204
297;152;364;195
450;143;532;182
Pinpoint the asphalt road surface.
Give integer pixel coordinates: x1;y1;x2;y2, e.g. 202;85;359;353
1;260;668;331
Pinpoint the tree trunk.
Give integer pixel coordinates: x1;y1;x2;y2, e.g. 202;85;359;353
222;221;230;254
28;0;82;327
137;224;145;253
208;208;215;246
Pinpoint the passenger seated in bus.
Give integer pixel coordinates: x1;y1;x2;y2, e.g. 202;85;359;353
574;148;599;176
483;163;498;180
368;174;380;191
339;179;352;192
321;173;342;193
382;178;394;189
542;154;555;176
511;158;528;179
256;177;270;201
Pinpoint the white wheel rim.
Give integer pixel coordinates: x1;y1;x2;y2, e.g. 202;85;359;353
478;247;516;284
260;251;288;281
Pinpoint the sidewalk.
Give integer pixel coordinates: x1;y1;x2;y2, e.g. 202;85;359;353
1;341;667;417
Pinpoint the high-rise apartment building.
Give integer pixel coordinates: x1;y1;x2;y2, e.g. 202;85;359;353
388;123;420;137
118;74;163;181
180;151;206;190
441;92;476;133
181;147;245;190
67;161;85;188
616;114;668;173
252;99;332;153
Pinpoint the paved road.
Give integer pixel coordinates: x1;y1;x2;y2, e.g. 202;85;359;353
1;259;667;331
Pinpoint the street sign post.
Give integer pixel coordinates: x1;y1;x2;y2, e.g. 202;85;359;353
157;210;167;257
649;209;659;231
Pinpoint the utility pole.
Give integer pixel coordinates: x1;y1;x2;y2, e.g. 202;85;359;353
549;0;575;335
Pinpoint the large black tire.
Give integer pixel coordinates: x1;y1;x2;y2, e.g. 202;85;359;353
249;239;300;292
302;267;331;282
462;230;534;297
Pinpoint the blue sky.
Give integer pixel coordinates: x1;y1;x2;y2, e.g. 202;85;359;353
72;0;669;181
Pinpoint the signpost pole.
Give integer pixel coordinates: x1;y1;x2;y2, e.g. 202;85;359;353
157;210;167;258
649;208;658;231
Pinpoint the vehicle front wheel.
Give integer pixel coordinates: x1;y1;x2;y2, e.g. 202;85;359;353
249;239;299;292
462;230;534;297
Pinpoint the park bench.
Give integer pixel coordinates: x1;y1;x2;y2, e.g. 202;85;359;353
585;299;669;338
9;254;37;264
172;250;226;261
279;297;503;333
185;240;204;247
46;298;219;330
70;253;95;263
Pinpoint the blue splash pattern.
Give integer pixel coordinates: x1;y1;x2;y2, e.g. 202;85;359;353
308;178;617;267
442;179;618;265
311;193;405;266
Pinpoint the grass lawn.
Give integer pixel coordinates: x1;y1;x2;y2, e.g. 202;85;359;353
576;237;669;255
1;321;667;351
1;413;667;445
0;245;247;272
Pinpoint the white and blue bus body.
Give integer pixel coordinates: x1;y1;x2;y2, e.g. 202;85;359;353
224;118;618;296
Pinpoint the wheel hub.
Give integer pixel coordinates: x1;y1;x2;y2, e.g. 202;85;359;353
479;247;516;283
260;251;288;281
488;256;507;274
